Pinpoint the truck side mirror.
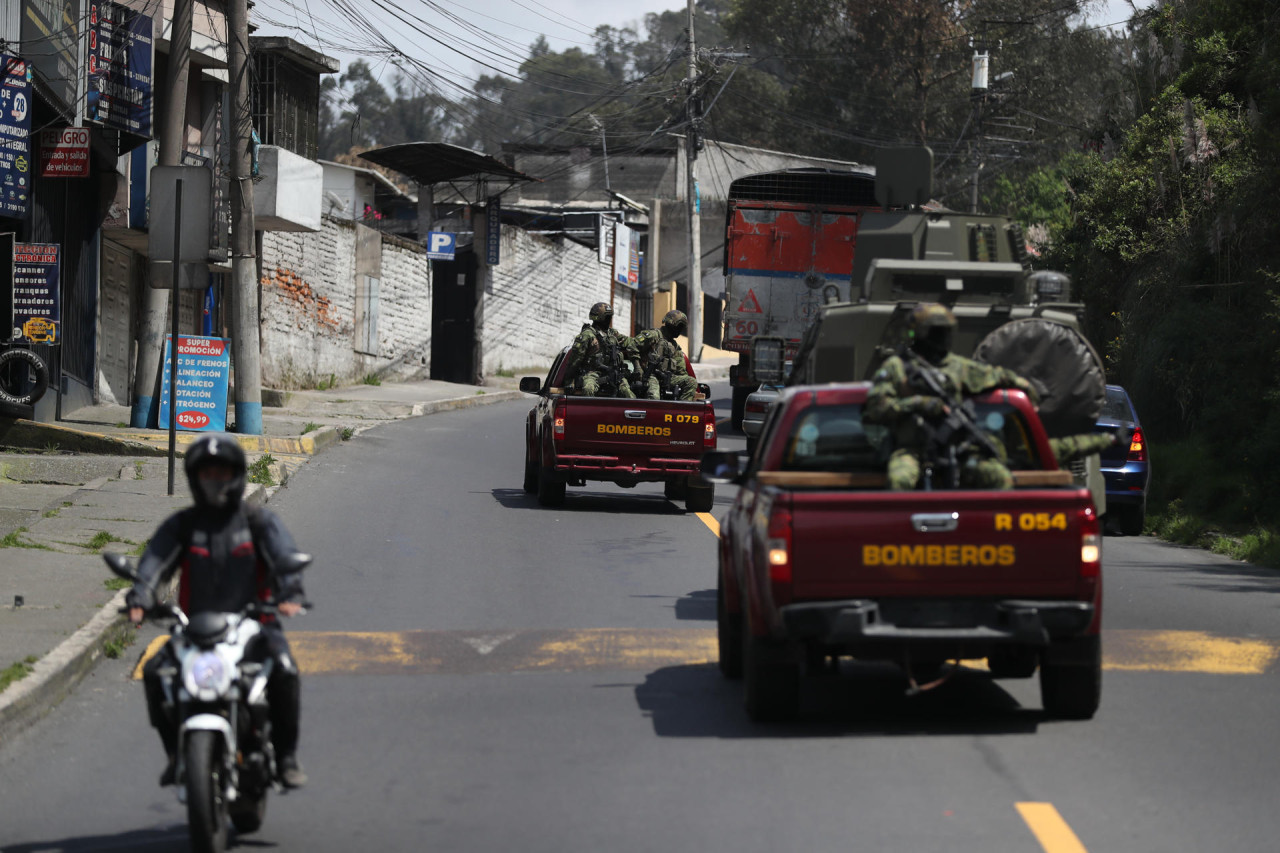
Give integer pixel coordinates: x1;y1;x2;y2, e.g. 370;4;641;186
749;336;787;385
701;450;743;485
519;377;542;394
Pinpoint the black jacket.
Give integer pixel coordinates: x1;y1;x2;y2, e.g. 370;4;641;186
127;504;306;615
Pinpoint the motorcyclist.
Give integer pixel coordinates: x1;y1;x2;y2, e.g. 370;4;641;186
127;434;310;788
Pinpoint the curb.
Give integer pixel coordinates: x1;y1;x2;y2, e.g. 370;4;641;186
0;388;521;745
0;418;171;457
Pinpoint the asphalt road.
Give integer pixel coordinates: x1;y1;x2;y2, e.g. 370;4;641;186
2;383;1280;852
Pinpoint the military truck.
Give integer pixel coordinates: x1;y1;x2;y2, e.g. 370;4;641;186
752;148;1109;512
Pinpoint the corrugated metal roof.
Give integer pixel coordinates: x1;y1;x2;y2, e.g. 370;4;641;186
359;143;536;186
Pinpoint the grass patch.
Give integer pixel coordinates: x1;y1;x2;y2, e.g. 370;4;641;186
302;422;321;435
42;507;61;518
315;373;338;391
114;422;128;428
134;460;145;480
102;625;136;660
339;426;355;441
475;389;486;395
104;577;132;591
86;531;130;550
247;454;276;487
0;656;39;693
0;528;53;550
130;539;149;557
1143;438;1280;569
361;373;382;386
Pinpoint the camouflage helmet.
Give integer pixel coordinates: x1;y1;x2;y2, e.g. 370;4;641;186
589;302;613;321
661;309;688;333
909;303;957;331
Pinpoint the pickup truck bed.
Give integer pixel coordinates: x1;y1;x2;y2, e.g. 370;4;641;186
708;383;1102;722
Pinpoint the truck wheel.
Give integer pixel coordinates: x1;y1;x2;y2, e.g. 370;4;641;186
523;448;538;494
537;464;566;507
987;647;1039;679
685;481;714;513
731;386;749;431
717;571;743;679
1039;636;1101;720
743;633;800;722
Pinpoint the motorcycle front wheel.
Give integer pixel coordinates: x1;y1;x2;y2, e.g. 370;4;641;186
185;730;229;853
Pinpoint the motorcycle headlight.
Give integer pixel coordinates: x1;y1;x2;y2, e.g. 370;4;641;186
183;651;231;701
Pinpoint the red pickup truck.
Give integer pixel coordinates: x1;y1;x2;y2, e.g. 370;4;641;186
705;382;1101;722
519;348;719;512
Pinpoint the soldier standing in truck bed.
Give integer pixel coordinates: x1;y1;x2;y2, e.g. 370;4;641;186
563;302;639;398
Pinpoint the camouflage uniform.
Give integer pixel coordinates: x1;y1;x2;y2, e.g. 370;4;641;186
563;303;638;398
865;304;1039;491
635;310;697;401
1050;432;1117;465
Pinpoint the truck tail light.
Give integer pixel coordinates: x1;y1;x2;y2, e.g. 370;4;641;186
745;398;770;415
767;504;793;606
553;401;566;445
1078;505;1101;597
1127;428;1147;462
704;410;717;448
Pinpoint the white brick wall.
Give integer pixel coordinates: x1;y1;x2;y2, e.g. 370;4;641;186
259;218;431;388
481;224;632;374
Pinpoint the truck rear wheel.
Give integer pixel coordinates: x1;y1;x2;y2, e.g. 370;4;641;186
523;448;538;494
731;385;750;431
1039;635;1101;719
664;478;688;501
717;571;742;679
536;450;566;507
743;633;800;722
685;481;714;513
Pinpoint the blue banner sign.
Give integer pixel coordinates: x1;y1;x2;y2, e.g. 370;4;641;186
86;1;155;138
486;195;501;265
11;242;59;343
0;55;33;219
159;335;230;432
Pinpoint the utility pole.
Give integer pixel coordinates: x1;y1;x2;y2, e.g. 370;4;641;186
130;0;193;428
228;0;262;434
685;0;703;362
970;49;989;214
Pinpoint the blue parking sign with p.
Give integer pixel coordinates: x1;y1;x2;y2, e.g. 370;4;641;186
426;231;456;261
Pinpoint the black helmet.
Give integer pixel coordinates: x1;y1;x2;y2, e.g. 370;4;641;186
589;302;613;321
661;309;688;335
184;434;247;510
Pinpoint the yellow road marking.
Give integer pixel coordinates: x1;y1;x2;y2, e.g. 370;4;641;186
131;635;170;680
1016;803;1088;853
132;627;1280;678
696;512;720;537
1103;629;1279;674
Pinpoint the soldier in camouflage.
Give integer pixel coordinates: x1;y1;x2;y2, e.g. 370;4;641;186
1050;431;1122;464
563;302;639;398
634;310;698;401
865;303;1041;490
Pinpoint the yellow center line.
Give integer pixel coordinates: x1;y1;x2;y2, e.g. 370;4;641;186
696;512;720;537
132;635;170;680
1016;802;1088;853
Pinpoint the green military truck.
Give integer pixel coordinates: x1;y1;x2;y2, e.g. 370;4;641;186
754;148;1109;513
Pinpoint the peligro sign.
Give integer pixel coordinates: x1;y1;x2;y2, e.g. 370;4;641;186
39;128;91;178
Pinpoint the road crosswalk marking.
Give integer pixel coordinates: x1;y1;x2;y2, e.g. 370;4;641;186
133;627;1280;679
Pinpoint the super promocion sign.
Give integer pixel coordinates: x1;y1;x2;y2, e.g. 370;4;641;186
158;335;230;431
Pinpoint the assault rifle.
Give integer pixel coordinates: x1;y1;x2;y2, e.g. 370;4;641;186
644;349;675;400
902;349;1004;489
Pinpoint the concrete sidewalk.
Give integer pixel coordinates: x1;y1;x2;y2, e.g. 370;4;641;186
0;354;734;745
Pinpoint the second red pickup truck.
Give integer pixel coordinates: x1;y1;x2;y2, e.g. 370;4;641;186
705;382;1102;722
520;348;719;512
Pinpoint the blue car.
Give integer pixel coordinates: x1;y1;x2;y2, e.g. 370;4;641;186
1096;385;1150;536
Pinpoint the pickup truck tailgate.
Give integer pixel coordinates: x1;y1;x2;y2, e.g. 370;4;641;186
788;489;1089;599
562;399;708;453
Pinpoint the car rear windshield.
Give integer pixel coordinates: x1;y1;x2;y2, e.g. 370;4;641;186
776;402;1042;472
1101;387;1133;420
